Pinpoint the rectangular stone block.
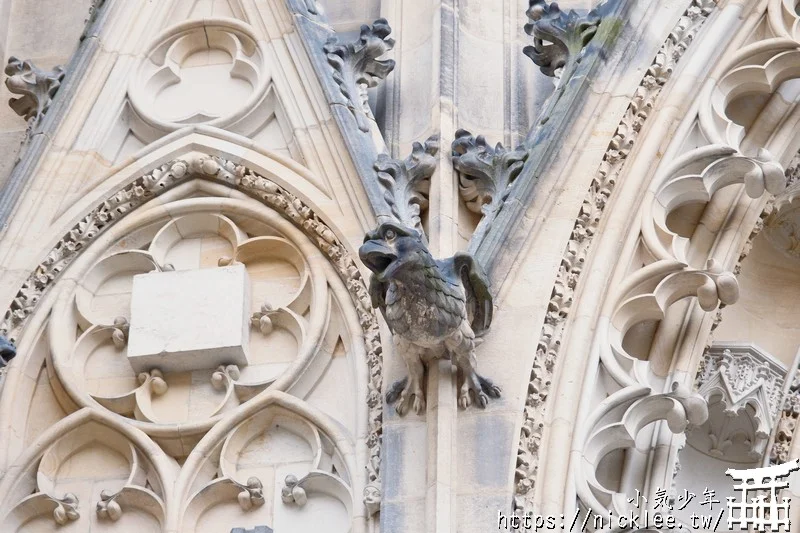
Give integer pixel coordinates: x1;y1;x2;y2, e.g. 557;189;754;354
127;264;250;373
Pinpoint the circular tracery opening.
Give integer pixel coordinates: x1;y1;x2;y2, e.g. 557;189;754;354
129;19;269;132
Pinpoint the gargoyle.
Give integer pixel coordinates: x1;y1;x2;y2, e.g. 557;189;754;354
359;222;500;415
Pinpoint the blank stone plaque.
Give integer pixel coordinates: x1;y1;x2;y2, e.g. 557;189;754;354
127;264;250;373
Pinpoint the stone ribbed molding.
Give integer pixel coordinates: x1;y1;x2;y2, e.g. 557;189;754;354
0;152;386;515
692;343;786;462
513;0;717;511
323;18;395;133
523;0;602;80
4;57;65;127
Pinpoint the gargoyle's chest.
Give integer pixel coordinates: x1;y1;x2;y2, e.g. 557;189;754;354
383;279;465;343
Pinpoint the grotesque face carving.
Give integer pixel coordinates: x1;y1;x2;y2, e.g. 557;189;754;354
358;222;430;282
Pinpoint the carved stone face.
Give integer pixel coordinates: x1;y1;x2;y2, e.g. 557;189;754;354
358;222;427;282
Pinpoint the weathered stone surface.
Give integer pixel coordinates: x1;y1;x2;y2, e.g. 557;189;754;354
127;264;251;373
4;57;65;125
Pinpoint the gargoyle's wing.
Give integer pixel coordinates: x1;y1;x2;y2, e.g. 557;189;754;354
368;274;389;320
453;252;493;335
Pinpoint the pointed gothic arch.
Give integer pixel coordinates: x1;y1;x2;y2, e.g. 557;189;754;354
0;134;384;532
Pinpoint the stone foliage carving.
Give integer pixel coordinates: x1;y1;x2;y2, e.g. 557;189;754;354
771;372;800;465
324;19;395;132
513;0;717;511
451;129;528;250
4;57;65;127
374;135;438;233
692;344;786;462
523;0;601;80
0;153;386;519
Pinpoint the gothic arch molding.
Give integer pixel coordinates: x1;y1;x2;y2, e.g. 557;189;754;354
0;134;385;528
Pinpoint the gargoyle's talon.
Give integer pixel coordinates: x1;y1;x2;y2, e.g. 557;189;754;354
477;391;489;408
396;395;409;416
459;391;472;409
386;376;408;404
413;395;425;414
478;376;502;399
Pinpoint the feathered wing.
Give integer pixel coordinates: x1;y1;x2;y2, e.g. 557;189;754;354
368;274;388;320
452;252;493;335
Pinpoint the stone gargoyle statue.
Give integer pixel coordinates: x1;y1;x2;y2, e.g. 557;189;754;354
358;137;500;416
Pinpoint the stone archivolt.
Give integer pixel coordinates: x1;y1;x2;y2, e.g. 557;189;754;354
0;151;383;531
514;0;718;510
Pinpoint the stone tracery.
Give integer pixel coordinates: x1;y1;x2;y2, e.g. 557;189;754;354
0;149;385;531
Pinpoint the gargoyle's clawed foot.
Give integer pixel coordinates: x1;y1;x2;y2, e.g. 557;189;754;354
459;373;501;410
387;376;425;416
396;391;425;416
478;375;502;399
386;377;408;404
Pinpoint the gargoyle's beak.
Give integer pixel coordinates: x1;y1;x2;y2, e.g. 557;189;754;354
359;240;397;278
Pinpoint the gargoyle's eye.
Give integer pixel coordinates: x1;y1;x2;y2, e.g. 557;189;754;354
385;229;396;240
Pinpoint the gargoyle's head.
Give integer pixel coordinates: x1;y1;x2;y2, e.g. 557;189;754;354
359;222;430;281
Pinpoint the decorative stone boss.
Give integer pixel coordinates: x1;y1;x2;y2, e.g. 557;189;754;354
358;138;500;416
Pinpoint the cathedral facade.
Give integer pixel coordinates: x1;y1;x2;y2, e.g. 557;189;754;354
0;0;797;531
